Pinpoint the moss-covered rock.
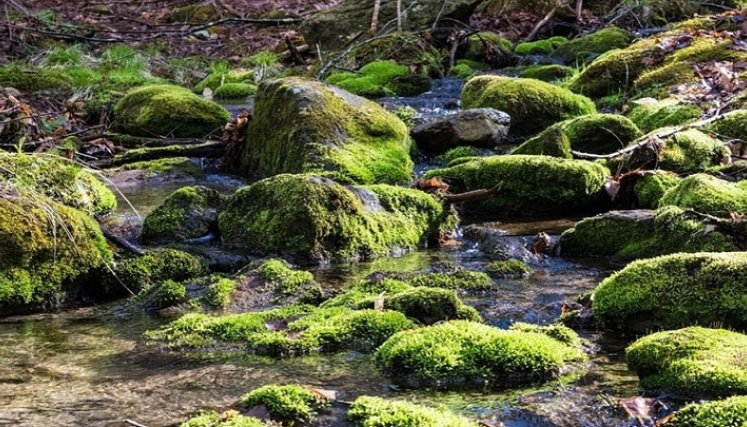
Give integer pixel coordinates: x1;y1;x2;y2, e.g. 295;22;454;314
258;258;316;297
617;129;730;174
375;320;585;389
405;269;494;290
239;77;412;184
142;186;224;244
425;155;610;216
180;411;265;427
515;36;568;55
706;109;747;139
359;286;480;324
627;99;701;133
344;33;444;78
193;68;254;94
485;259;531;278
626;327;747;397
659;174;747;217
114;84;230;138
633;171;682;208
348;396;478;427
511;127;572;158
518;64;576;82
326;60;430;98
0;64;73;92
593;252;747;331
240;384;327;423
462;32;515;67
462;76;596;136
668;396;747;427
212;82;257;99
218;174;456;263
110;249;207;294
550;27;632;65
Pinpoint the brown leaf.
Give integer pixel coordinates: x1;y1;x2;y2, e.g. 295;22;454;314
374;292;385;311
303;386;337;401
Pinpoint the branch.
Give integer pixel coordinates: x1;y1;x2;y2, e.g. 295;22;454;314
526;7;556;41
443;181;503;204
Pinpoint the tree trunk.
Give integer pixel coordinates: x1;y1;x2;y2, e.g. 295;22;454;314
370;0;381;34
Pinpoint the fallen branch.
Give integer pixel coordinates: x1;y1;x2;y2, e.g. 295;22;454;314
526;7;556;41
91;141;225;168
91;133;212;149
443;181;503;204
100;224;144;256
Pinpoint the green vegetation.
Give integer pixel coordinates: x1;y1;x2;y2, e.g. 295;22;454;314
204;278;237;309
515;36;567;55
213;82;257;99
551;27;632;64
110;249;207;294
659;174;747;216
240;384;327;422
326;60;430;98
144;280;188;309
668;396;747;427
518;64;576;82
0;64;73;91
142;185;223;243
616;129;730;174
706;109;747;139
633;172;682;208
627;327;747;397
347;33;443;78
348;396;478;427
258;259;316;296
406;269;493;290
485;260;531;277
180;411;265;427
463;32;514;65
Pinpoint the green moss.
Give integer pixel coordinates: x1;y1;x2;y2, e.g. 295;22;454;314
518;64;576;82
239;77;412;185
375;320;585;389
439;146;482;165
114;84;230;138
392;106;417;128
322;278;412;308
462;76;596;136
142;186;223;243
213;82;257;99
143;279;187;309
258;259;316;296
358;287;481;324
244;51;280;68
706;109;747;138
668;396;747;427
627;100;701;133
180;411;265;427
327;60;429;98
551;27;632;64
240;384;327;422
425;155;610;217
593;252;747;331
650;129;731;174
512;128;572;158
510;322;582;347
463;32;514;66
0;64;73;91
120;157;203;178
634;62;698;98
626;327;747;397
485;260;531;277
348;396;479;427
515;36;568;55
406;270;493;290
451;63;478;79
204;278;236;309
348;34;443;78
111;249;207;294
659;174;747;217
0;152;116;216
634;171;681;208
219;174;455;263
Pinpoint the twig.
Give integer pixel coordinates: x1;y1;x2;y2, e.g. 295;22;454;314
124;419;149;427
526;7;556;41
443;181;503;204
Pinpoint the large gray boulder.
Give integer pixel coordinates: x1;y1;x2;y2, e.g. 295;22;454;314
411;108;510;154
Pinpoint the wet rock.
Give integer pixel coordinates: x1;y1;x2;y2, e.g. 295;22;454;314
141;185;225;244
462;224;544;264
411;108;510;154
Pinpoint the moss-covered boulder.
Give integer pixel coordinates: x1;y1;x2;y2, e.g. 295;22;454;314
707;109;747;139
219;174;456;263
592;252;747;331
616;129;730;174
633;171;682;208
239;77;412;184
627;99;701;133
114;84;230;138
462;76;596;136
659;174;747;217
326;60;430;98
626;327;747;397
668;396;747;427
518;64;576;82
550;27;632;64
257;258;318;299
425;155;610;216
142;186;224;243
515;36;568;55
348;396;478;427
212;82;257;99
375;320;585;389
181;411;264;427
512;114;642;157
461;32;515;67
0;64;73;92
240;384;327;423
110;249;207;294
193;68;254;94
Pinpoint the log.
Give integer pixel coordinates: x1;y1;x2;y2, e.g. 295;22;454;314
89;133;211;149
91;141;225;168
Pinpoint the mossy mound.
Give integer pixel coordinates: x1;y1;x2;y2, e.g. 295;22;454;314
617;129;730;174
405;269;493;290
240;384;327;423
593;252;747;331
193;69;254;94
142;186;224;244
626;327;747;397
707;109;747;139
115;157;204;182
218;174;456;263
0;64;73;92
550;27;632;65
515;36;568;55
0;189;111;310
659;174;747;217
462;32;514;67
146;305;414;356
485;259;531;278
212;82;257;99
238;77;412;185
114;84;230;138
345;33;444;78
110;249;207;294
326;60;430;98
518;64;576;82
180;411;265;427
615;0;747;27
512;114;642;157
462;76;596;136
258;258;317;297
633;171;682;208
375;320;585;389
668;396;747;427
627;99;701;133
0;152;116;216
348;396;478;427
424;155;610;217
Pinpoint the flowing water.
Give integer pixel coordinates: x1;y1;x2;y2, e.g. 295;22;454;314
0;81;644;427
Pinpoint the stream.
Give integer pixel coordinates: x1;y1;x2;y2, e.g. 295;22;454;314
0;80;642;427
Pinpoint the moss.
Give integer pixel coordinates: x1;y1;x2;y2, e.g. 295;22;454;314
219;174;455;263
0;189;111;308
439;146;482;165
668;396;747;427
518;64;576;82
213;82;257;99
239;77;412;185
647;129;731;174
0;152;116;216
142;186;223;243
204;278;236;309
512;128;572;158
357;287;481;325
659;174;747;217
165;3;219;23
114;84;230;138
451;63;478;79
463;32;514;66
180;411;265;427
120;157;203;179
634;62;698;98
462;76;596;136
706;109;747;139
111;249;207;294
515;36;568;55
627;100;701;133
375;320;585;389
327;60;430;98
240;384;327;422
347;396;479;427
510;322;582;347
406;270;493;290
347;34;443;78
485;260;531;277
633;171;681;208
593;252;747;331
258;259;316;296
143;279;187;309
551;27;632;64
626;327;747;397
425;155;610;217
0;64;73;92
392;106;417;128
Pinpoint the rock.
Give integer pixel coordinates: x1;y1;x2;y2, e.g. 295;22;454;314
425;155;610;217
626;327;747;397
141;185;225;244
301;0;482;49
374;320;585;389
515;36;568;55
627;99;701;133
218;174;457;263
485;259;532;278
348;396;478;427
106;157;204;186
668;396;747;427
213;82;257;99
659;173;747;217
108;248;207;294
633;171;681;208
462;224;543;264
239;78;412;185
411;108;510;154
462;76;596;136
518;64;576;82
707;109;747;141
592;252;747;332
114;84;230;138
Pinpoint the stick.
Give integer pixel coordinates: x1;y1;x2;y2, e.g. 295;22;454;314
526;7;556;41
443;181;503;204
285;35;304;65
124;419;149;427
100;225;144;256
